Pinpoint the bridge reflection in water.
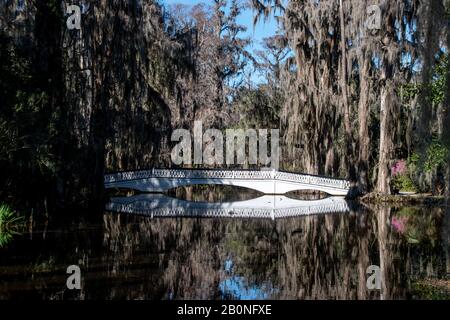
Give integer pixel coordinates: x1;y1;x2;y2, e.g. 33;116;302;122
106;193;350;219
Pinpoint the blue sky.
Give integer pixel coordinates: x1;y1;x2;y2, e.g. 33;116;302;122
162;0;281;63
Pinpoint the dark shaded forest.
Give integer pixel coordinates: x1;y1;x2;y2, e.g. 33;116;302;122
0;0;449;214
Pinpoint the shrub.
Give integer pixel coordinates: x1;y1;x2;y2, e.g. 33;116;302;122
391;159;417;193
424;139;449;173
0;204;23;247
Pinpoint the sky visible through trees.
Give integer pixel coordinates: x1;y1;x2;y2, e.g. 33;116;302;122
164;0;282;84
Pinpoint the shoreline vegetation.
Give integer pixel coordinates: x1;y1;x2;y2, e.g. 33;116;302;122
360;193;449;206
412;279;450;300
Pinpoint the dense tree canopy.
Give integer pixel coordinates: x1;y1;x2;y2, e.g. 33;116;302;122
0;0;449;213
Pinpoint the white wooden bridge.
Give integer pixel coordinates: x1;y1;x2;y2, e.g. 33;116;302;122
104;169;351;196
106;194;350;219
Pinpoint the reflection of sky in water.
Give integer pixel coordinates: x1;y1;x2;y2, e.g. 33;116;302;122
219;258;276;300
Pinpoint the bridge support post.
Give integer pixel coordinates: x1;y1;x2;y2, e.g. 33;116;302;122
271;169;276;194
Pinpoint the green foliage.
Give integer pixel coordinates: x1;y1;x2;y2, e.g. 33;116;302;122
391;174;417;193
411;280;450;300
424;139;450;173
402;147;449;192
234;85;281;128
390;159;418;193
0;33;57;201
407;153;420;166
0;204;24;248
400;83;421;101
404;53;448;106
430;54;448;106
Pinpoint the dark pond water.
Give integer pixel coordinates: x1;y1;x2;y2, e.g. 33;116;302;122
0;186;448;300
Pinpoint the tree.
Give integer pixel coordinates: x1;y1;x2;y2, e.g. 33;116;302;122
166;0;250;129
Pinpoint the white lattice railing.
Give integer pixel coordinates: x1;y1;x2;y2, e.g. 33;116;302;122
274;171;350;189
105;202;349;219
104;169;350;190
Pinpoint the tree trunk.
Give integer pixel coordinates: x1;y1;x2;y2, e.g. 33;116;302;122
339;0;356;184
377;84;393;194
357;55;371;193
443;4;450;201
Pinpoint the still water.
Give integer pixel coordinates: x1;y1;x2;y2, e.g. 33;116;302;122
0;186;448;300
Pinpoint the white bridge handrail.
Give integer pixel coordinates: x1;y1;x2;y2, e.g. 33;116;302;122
105;204;350;218
104;169;351;190
106;194;350;219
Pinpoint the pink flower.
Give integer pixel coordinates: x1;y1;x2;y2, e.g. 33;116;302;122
391;160;407;176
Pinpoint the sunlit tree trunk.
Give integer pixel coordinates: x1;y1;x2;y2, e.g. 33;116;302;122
357;56;371;193
339;0;356;185
377;83;393;194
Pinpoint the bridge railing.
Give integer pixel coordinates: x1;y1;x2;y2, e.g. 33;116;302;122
274;171;350;190
152;169;274;180
105;202;350;218
104;169;273;183
105;169;350;190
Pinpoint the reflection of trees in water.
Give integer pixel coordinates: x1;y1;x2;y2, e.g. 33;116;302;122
373;206;447;299
103;215;227;299
168;185;263;202
168;186;329;202
273;212;369;299
0;205;445;299
101;206;447;299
